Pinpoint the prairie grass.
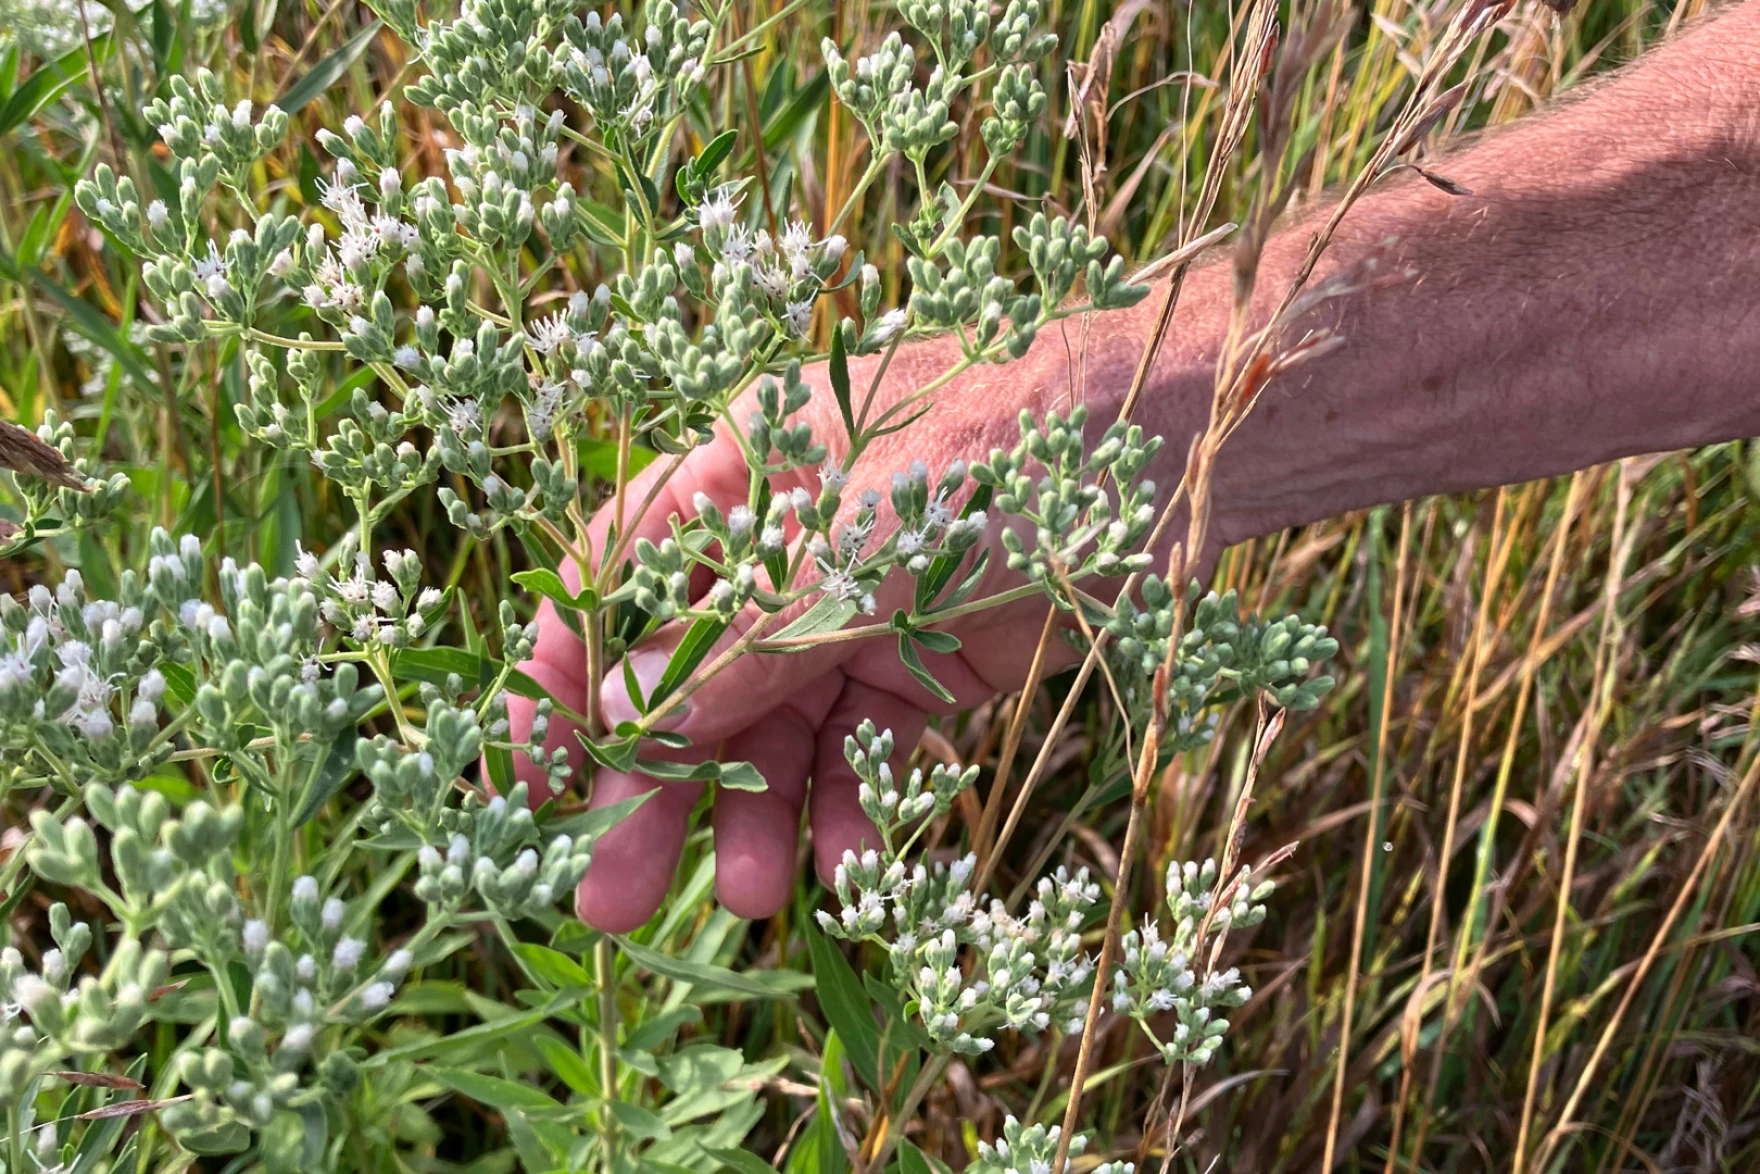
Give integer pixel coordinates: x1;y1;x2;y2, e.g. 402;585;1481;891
1;0;1756;1170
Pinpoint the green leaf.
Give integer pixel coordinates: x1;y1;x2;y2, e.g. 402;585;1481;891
0;36;111;138
693;129;739;179
618;937;810;1001
705;1147;779;1174
803;919;880;1089
533;1036;595;1096
278;20;383;115
543;788;657;840
610;1099;672;1141
424;1066;566;1114
579;732;641;774
624;1006;704;1052
158;662;197;707
898;1141;949;1174
762;69;829;150
633;759;767;793
293;731;358;827
578;436;657;479
897;634;955;705
511;568;596;612
829;324;855;439
772;594;858;644
916;484;992;610
650;616;728;707
511;944;590;990
391;646;492;691
657;1045;744;1095
913;629;961;655
718;761;767;792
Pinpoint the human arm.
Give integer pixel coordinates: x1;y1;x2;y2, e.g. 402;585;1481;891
515;2;1760;931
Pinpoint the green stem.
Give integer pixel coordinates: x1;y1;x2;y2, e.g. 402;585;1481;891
755;582;1047;651
245;328;345;351
596;935;620;1161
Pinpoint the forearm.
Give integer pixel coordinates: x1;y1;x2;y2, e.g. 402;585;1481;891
1139;2;1760;548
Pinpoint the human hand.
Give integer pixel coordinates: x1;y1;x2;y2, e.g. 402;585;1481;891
505;339;1110;932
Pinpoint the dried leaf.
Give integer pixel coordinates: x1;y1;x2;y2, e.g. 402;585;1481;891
50;1071;145;1090
1393;80;1472;155
0;418;85;491
77;1094;191;1120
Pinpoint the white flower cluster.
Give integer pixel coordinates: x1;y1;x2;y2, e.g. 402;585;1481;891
817;723;1097;1054
413;821;595;921
974;404;1164;582
1109;858;1273;1067
1100;580;1342;740
300;537;443;649
0;905;167;1099
970;1115;1133;1174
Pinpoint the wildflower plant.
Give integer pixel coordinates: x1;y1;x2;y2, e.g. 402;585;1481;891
0;0;1434;1164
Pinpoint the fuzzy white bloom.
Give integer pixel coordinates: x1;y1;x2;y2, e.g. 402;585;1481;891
331;937;366;972
360;981;395;1012
526;313;572;355
872;308;907;343
281;1022;316;1053
320;897;346;933
699;187;741;233
242;920;269;956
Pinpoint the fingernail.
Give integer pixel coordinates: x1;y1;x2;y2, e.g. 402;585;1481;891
601;649;691;732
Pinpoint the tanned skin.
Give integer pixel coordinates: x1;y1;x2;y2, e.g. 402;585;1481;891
504;3;1760;932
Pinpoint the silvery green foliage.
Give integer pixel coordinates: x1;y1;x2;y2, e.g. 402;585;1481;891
973;405;1164;582
1110;857;1273;1067
0;536;584;1156
1098;580;1341;737
21;0;1346;1163
972;1116;1135;1174
818;722;1098;1056
0;905;170;1108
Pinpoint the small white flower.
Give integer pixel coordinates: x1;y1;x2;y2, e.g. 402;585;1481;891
242;920;269;955
700;186;742;233
331;936;366;971
871;307;907;343
526;313;572;355
192;240;225;283
783;299;814;337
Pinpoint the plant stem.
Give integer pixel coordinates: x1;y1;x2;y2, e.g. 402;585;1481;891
866;1051;950;1171
596;935;620;1162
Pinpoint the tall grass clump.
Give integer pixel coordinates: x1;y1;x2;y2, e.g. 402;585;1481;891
0;0;1756;1172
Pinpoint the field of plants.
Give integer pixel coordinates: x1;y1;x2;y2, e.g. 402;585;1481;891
0;0;1756;1171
